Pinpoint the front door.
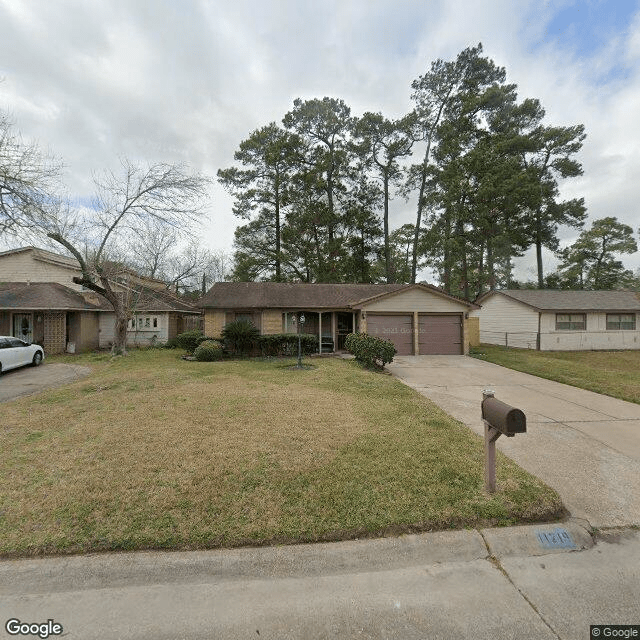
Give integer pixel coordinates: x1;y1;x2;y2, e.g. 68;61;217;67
336;313;353;351
13;313;33;343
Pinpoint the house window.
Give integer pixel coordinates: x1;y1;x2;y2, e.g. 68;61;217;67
556;314;586;330
606;313;636;330
129;316;159;331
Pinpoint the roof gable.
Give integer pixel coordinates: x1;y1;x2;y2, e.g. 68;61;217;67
355;282;478;309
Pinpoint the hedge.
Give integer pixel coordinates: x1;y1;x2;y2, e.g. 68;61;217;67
175;330;204;354
194;340;224;361
344;332;396;369
258;333;319;357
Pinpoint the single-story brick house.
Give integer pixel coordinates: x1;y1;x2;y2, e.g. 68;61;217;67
0;247;201;353
471;289;640;351
199;282;478;355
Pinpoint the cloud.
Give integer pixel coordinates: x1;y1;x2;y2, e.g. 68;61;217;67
1;0;639;280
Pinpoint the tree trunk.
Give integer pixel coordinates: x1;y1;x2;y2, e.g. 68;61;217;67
487;236;496;290
535;208;544;289
442;206;452;293
112;311;128;356
274;173;281;282
457;218;469;300
383;175;392;283
476;239;485;298
411;163;428;284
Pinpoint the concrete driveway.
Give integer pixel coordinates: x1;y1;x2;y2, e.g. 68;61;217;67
0;362;91;402
387;355;640;529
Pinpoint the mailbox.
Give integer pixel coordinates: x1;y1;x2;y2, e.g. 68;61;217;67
481;396;526;437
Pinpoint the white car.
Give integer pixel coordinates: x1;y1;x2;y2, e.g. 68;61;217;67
0;336;45;374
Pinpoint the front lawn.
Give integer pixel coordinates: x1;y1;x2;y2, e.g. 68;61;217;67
471;344;640;404
1;350;563;557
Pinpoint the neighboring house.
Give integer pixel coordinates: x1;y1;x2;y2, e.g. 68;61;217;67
199;282;478;355
472;289;640;351
98;285;202;349
0;247;201;353
0;282;102;354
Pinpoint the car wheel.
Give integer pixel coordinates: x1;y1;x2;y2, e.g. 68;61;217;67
32;351;43;366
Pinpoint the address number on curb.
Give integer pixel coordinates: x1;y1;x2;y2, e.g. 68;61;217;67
536;527;576;549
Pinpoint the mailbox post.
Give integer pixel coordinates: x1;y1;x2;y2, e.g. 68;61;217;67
481;389;527;493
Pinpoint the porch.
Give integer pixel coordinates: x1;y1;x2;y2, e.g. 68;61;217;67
281;310;359;353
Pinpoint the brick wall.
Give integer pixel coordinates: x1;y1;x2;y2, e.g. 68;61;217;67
261;310;282;335
43;312;66;354
204;310;225;337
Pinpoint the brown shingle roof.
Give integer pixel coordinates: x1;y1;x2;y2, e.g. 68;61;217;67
477;289;640;312
0;282;104;310
199;282;476;309
119;285;200;313
0;282;200;314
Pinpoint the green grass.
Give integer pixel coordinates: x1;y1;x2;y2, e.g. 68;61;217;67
471;344;640;404
0;349;564;557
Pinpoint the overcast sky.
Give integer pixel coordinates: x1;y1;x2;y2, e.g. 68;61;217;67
1;0;639;283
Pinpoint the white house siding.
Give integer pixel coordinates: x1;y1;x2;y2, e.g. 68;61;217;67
99;312;115;348
539;312;640;351
99;312;170;348
0;252;83;290
471;294;539;348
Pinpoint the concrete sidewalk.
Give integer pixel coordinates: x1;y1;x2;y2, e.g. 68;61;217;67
387;355;640;529
2;522;638;640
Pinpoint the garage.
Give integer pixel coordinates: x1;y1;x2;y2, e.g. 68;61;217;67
418;314;463;355
366;314;414;355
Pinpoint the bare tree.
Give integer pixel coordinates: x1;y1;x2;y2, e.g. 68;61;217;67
0;112;61;237
45;158;211;355
127;217;178;279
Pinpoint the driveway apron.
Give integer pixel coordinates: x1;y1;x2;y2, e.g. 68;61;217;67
0;363;91;402
387;355;640;529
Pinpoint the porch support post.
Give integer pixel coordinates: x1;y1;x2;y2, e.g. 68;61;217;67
318;312;322;354
352;312;356;334
332;313;336;352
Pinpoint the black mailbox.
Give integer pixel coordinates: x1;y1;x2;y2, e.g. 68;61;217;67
481;396;526;436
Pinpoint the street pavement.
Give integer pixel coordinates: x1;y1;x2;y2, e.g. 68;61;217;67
1;355;639;638
0;522;638;639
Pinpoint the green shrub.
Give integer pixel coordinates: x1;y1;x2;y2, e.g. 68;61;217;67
161;337;179;349
175;330;204;354
345;332;396;369
194;340;224;361
258;333;319;357
221;320;260;356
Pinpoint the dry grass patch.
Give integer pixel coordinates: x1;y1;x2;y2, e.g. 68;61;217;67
471;345;640;404
0;350;563;556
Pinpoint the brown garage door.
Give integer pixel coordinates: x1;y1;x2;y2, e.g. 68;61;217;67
418;314;462;354
366;314;413;355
